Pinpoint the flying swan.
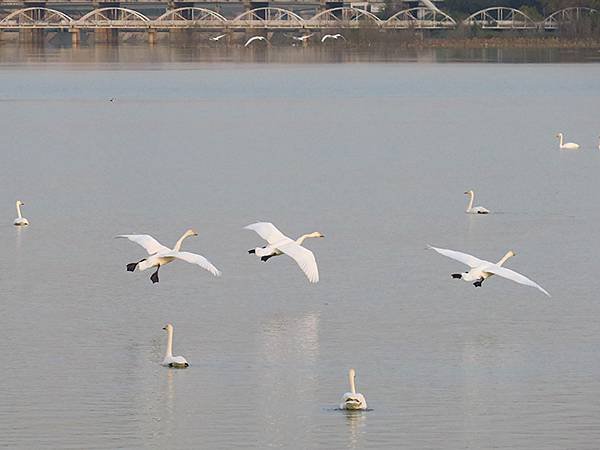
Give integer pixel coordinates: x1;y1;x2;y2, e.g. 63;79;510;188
556;133;580;150
13;200;29;226
292;33;314;42
428;245;550;297
245;222;323;283
340;368;367;410
209;34;227;41
116;229;221;284
321;34;345;42
245;36;268;47
464;190;490;214
162;324;189;368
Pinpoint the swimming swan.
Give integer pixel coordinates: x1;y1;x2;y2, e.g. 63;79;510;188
13;200;29;226
556;133;580;150
162;324;189;368
340;368;367;410
428;245;550;297
464;190;490;214
245;222;323;283
116;229;221;284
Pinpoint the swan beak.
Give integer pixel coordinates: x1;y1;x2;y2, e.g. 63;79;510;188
162;326;167;330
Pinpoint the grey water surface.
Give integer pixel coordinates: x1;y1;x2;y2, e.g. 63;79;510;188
1;46;600;449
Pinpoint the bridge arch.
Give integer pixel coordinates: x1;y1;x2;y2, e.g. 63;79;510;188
384;7;456;29
464;7;537;29
155;7;227;25
309;7;381;26
77;7;150;28
0;7;72;28
232;8;305;28
544;7;598;29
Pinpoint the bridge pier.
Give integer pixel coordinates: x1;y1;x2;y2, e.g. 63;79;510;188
147;29;157;44
70;29;80;46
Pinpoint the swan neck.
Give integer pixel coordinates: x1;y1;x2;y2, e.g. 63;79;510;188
559;134;564;147
173;232;191;252
349;371;356;394
497;252;513;266
166;328;174;358
466;192;474;211
296;234;310;245
16;203;22;219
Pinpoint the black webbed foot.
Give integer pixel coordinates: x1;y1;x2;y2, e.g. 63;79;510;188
473;280;483;287
451;273;462;279
150;266;160;284
126;263;138;272
261;255;274;262
248;249;256;254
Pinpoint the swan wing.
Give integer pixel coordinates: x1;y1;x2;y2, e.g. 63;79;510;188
116;234;169;255
244;222;289;245
277;241;319;283
482;265;550;297
428;245;486;268
165;251;222;277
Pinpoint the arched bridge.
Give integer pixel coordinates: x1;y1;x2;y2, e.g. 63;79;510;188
0;6;596;32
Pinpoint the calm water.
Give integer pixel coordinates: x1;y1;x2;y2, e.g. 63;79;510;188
2;45;600;449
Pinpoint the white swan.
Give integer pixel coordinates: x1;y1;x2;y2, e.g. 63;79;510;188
209;34;227;41
292;33;314;42
598;136;600;150
162;324;189;368
13;200;29;226
428;245;550;296
116;229;221;284
464;190;490;214
321;33;345;42
245;222;323;283
556;133;580;150
245;36;268;47
340;368;367;410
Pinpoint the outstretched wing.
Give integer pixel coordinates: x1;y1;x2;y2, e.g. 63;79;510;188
428;245;487;268
277;241;319;283
482;265;550;297
166;251;221;277
116;234;169;255
244;222;289;245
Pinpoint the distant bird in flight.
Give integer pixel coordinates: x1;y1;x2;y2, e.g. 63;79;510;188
244;36;268;47
109;98;115;102
116;229;221;284
321;34;345;42
292;33;314;42
209;34;227;41
428;245;550;296
245;222;323;283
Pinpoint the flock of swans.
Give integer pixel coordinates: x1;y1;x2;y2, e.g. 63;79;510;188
240;33;346;48
13;176;557;411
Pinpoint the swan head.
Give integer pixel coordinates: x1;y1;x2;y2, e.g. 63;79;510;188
464;190;474;196
185;229;199;237
507;250;516;257
16;200;24;207
556;133;563;138
309;232;325;238
162;323;174;332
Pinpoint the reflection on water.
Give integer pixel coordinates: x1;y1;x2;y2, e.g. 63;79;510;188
344;410;367;449
0;42;599;66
